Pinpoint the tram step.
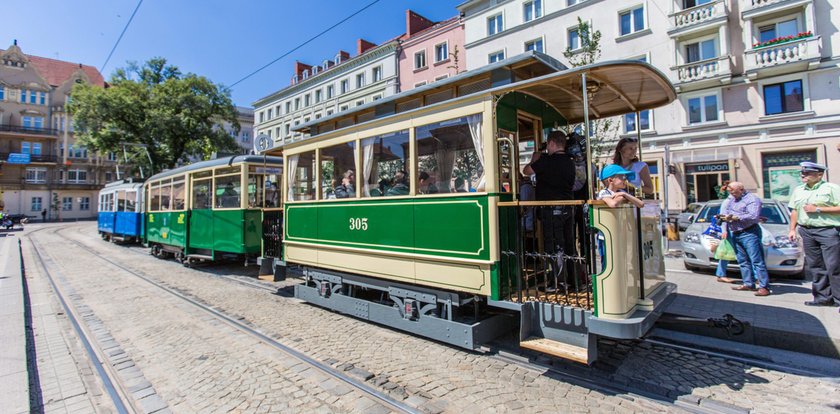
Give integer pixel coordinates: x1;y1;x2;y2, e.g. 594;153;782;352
186;254;214;260
520;337;589;365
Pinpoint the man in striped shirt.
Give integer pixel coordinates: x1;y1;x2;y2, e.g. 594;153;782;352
720;182;770;297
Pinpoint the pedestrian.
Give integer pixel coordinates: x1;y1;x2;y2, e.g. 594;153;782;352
612;137;654;197
787;162;840;309
41;208;47;222
714;195;742;284
523;130;576;290
719;182;770;296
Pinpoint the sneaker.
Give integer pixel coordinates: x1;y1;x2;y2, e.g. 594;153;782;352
732;285;756;291
717;277;739;284
754;288;770;297
804;300;837;307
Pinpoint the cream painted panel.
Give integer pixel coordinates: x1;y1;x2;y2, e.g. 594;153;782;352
591;206;641;319
415;259;491;296
316;247;415;284
285;244;319;265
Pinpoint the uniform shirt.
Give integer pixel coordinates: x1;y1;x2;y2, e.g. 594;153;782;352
530;152;575;201
788;180;840;227
721;192;761;232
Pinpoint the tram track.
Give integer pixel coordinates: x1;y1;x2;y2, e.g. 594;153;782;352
34;224;419;414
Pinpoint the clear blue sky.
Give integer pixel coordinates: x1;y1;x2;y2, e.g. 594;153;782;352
5;0;462;107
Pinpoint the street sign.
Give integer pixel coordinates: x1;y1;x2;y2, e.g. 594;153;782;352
7;153;31;164
253;134;273;154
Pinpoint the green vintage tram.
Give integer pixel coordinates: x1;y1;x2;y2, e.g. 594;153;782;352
144;155;283;265
264;53;676;363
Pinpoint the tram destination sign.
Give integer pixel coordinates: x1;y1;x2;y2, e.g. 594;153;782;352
685;161;729;174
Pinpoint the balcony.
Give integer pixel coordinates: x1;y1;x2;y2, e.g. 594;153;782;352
672;56;732;92
744;36;821;78
742;0;812;20
668;0;728;37
0;124;60;137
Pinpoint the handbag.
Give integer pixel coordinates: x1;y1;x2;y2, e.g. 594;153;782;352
714;238;737;261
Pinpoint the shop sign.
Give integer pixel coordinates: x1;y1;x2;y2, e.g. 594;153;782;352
685;162;729;174
762;151;816;168
7;153;31;164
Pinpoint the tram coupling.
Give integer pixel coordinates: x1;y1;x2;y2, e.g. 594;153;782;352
656;313;747;337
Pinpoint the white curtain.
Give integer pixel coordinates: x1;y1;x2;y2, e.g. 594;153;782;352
362;138;375;197
435;144;455;192
286;155;299;202
467;114;485;191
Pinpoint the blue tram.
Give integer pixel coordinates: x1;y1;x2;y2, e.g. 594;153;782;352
98;179;145;243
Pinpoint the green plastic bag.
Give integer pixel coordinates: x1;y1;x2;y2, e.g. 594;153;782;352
714;239;737;261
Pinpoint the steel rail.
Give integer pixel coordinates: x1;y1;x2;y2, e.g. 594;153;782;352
49;226;419;414
25;234;134;414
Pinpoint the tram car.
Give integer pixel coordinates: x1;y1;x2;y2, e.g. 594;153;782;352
98;179;145;243
262;53;677;363
144;155;283;266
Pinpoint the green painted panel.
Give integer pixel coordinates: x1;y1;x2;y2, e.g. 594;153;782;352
243;210;263;253
213;209;246;254
189;209;214;250
286;195;489;260
146;212;187;248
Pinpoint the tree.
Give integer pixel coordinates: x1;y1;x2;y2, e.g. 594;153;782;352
69;58;240;174
562;17;620;163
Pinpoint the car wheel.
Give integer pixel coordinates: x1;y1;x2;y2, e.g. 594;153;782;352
683;262;700;272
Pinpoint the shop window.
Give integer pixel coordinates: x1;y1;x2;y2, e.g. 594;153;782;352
761;150;816;201
320;141;357;199
361;130;409;197
288;151;316;201
415;114;485;194
763;80;803;115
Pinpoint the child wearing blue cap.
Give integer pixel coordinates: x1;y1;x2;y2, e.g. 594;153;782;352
597;164;644;208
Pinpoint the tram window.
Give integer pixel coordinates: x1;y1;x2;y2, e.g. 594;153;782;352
125;191;137;212
361;130;409;197
116;191;127;212
172;180;185;210
320;141;357;199
215;166;240;176
160;182;172;211
215;175;241;208
247;174;265;208
192;179;212;209
150;186;161;212
415;114;484;194
288;151;316;201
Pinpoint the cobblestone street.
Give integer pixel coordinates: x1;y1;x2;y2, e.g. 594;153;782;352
16;223;840;413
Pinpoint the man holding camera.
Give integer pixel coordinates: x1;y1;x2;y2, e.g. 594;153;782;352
788;162;840;309
720;182;770;296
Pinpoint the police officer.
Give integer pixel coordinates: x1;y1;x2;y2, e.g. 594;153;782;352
788;162;840;309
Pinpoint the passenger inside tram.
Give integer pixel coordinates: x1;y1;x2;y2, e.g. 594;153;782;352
418;171;439;194
386;171;409;196
334;170;355;199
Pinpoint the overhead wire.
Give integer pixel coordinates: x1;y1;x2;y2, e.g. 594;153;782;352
228;0;382;88
100;0;144;74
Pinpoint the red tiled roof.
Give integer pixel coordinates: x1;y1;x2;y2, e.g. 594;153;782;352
0;48;105;87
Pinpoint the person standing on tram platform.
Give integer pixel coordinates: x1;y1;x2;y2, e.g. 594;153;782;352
612;137;654;197
720;182;771;296
787;162;840;310
523;130;576;288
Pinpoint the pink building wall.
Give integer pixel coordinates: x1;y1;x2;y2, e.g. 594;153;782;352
399;16;464;91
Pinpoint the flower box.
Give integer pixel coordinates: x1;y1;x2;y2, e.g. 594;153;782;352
752;32;812;49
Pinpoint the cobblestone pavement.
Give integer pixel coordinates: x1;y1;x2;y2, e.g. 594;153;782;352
36;223;840;413
26;227;397;414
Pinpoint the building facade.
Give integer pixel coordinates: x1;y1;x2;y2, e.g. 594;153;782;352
0;41;111;220
457;0;840;211
398;15;465;90
228;106;254;154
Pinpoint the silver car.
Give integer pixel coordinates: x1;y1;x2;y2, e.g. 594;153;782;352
681;199;804;277
677;202;705;231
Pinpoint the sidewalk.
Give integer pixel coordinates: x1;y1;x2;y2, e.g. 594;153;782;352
664;261;840;359
0;233;29;414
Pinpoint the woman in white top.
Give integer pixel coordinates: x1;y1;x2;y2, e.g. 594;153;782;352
612;137;654;197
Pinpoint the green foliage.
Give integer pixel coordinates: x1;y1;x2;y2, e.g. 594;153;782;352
69;57;240;174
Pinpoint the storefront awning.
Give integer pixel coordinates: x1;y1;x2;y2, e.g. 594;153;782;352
670;147;742;164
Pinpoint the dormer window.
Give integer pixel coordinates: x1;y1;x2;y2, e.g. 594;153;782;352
302;69;309;79
335;53;343;65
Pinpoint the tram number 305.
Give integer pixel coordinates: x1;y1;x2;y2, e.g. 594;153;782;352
349;217;369;231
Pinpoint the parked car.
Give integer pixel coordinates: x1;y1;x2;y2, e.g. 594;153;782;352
681;199;804;277
677;202;705;231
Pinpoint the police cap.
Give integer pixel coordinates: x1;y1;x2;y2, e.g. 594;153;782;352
800;161;827;173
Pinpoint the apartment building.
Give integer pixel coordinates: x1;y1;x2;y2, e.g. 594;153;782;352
457;0;840;210
0;41;112;220
399;15;465;90
227;106;254;154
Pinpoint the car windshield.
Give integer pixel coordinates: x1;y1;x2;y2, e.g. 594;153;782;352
688;204;703;214
695;203;787;225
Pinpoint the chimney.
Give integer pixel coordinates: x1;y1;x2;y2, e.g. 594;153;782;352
357;39;376;55
294;61;312;78
405;10;435;37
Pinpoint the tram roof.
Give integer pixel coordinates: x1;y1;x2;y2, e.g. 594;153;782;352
293;57;675;137
145;155;284;182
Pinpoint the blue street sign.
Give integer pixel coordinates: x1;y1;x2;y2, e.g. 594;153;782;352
7;153;31;164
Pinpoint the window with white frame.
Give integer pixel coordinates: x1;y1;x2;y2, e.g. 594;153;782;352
487;14;503;36
80;197;90;211
488;50;505;63
414;81;427;88
0;86;4;100
624;110;652;133
435;75;449;81
414;50;427;69
763;79;804;115
340;105;349;111
304;94;311;107
524;0;542;22
31;197;42;211
372;94;382;101
285;124;291;136
39;91;46;105
356;73;365;88
372;66;382;82
294;98;301;110
26;168;47;183
19;89;26;103
686;93;720;124
525;38;544;53
340;79;349;94
105;172;113;182
327;85;335;98
267;108;273;119
69;145;87;159
259;111;265;123
355;100;364;107
22;142;42;155
22;116;45;129
684;38;717;63
568;27;582;50
286;101;292;113
683;0;712;7
757;17;799;44
62;197;73;211
107;151;117;161
29;90;36;104
434;42;449;63
315;89;322;103
68;169;88;183
275;105;281;115
619;6;645;36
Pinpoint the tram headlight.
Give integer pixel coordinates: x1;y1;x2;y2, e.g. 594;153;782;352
683;232;701;244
